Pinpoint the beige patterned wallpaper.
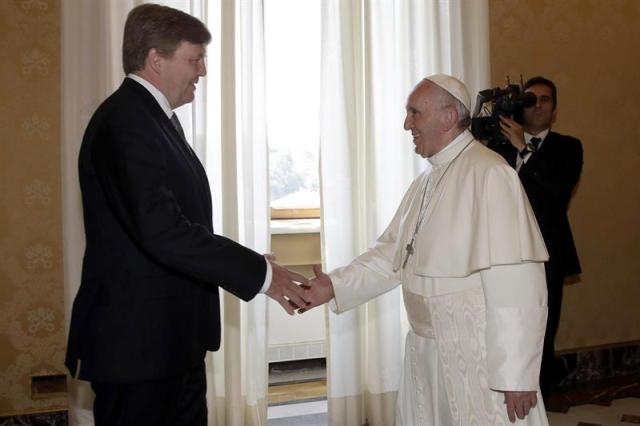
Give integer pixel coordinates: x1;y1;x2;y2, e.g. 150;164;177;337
490;0;640;350
0;0;66;416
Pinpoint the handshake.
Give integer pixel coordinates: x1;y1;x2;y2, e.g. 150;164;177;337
265;257;335;315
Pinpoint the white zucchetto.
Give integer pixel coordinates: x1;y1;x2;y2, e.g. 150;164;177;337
425;74;471;111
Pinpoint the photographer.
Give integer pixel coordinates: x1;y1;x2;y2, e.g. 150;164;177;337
487;76;583;403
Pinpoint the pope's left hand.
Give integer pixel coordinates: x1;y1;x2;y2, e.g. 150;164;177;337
503;390;537;423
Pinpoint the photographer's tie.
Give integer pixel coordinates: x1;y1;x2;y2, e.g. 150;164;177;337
520;136;541;159
530;136;542;151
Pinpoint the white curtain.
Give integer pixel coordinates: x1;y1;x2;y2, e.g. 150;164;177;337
206;0;270;425
61;1;270;425
319;1;490;425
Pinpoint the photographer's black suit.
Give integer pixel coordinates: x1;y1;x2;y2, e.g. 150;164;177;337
66;78;266;422
489;131;582;397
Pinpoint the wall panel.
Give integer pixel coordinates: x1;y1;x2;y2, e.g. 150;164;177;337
0;0;65;416
489;0;640;350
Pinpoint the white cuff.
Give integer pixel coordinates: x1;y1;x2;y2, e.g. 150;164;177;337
259;258;273;293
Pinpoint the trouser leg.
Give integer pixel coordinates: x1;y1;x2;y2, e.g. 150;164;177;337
540;263;565;401
91;362;207;426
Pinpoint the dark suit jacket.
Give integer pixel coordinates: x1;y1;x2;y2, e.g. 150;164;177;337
65;78;266;383
488;131;583;277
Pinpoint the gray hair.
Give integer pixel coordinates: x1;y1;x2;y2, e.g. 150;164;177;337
430;83;471;130
451;97;471;129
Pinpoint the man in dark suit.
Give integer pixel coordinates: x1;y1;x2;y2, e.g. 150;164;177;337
65;4;308;425
489;76;583;402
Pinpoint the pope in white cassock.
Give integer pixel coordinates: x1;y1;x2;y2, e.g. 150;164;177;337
302;75;551;425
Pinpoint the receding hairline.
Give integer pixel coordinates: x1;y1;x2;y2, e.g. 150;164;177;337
410;79;457;109
408;79;470;130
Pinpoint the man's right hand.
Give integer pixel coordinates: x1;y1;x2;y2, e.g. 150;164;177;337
266;261;309;315
499;116;526;152
298;265;335;314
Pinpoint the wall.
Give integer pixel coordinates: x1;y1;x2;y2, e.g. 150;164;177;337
489;0;640;350
0;0;66;416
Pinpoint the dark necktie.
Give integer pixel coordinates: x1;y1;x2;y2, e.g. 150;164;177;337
519;136;542;158
170;113;187;142
530;136;542;151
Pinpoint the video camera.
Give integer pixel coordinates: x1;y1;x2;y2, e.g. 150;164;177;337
470;79;537;143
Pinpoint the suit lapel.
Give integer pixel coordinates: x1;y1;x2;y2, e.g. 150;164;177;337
122;79;214;223
537;134;549;155
162;119;213;215
537;131;557;155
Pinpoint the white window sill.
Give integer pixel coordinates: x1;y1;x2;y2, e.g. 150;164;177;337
270;218;321;235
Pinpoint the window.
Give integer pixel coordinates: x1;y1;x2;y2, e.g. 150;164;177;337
264;0;321;220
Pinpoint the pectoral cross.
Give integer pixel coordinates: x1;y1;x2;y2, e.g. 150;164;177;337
402;238;415;269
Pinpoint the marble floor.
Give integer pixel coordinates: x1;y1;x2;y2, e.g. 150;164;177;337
266;397;640;426
547;398;640;425
2;364;638;425
266;366;640;426
265;351;640;424
268;400;328;426
1;393;638;425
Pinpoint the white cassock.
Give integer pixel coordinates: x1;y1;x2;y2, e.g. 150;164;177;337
328;130;550;425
